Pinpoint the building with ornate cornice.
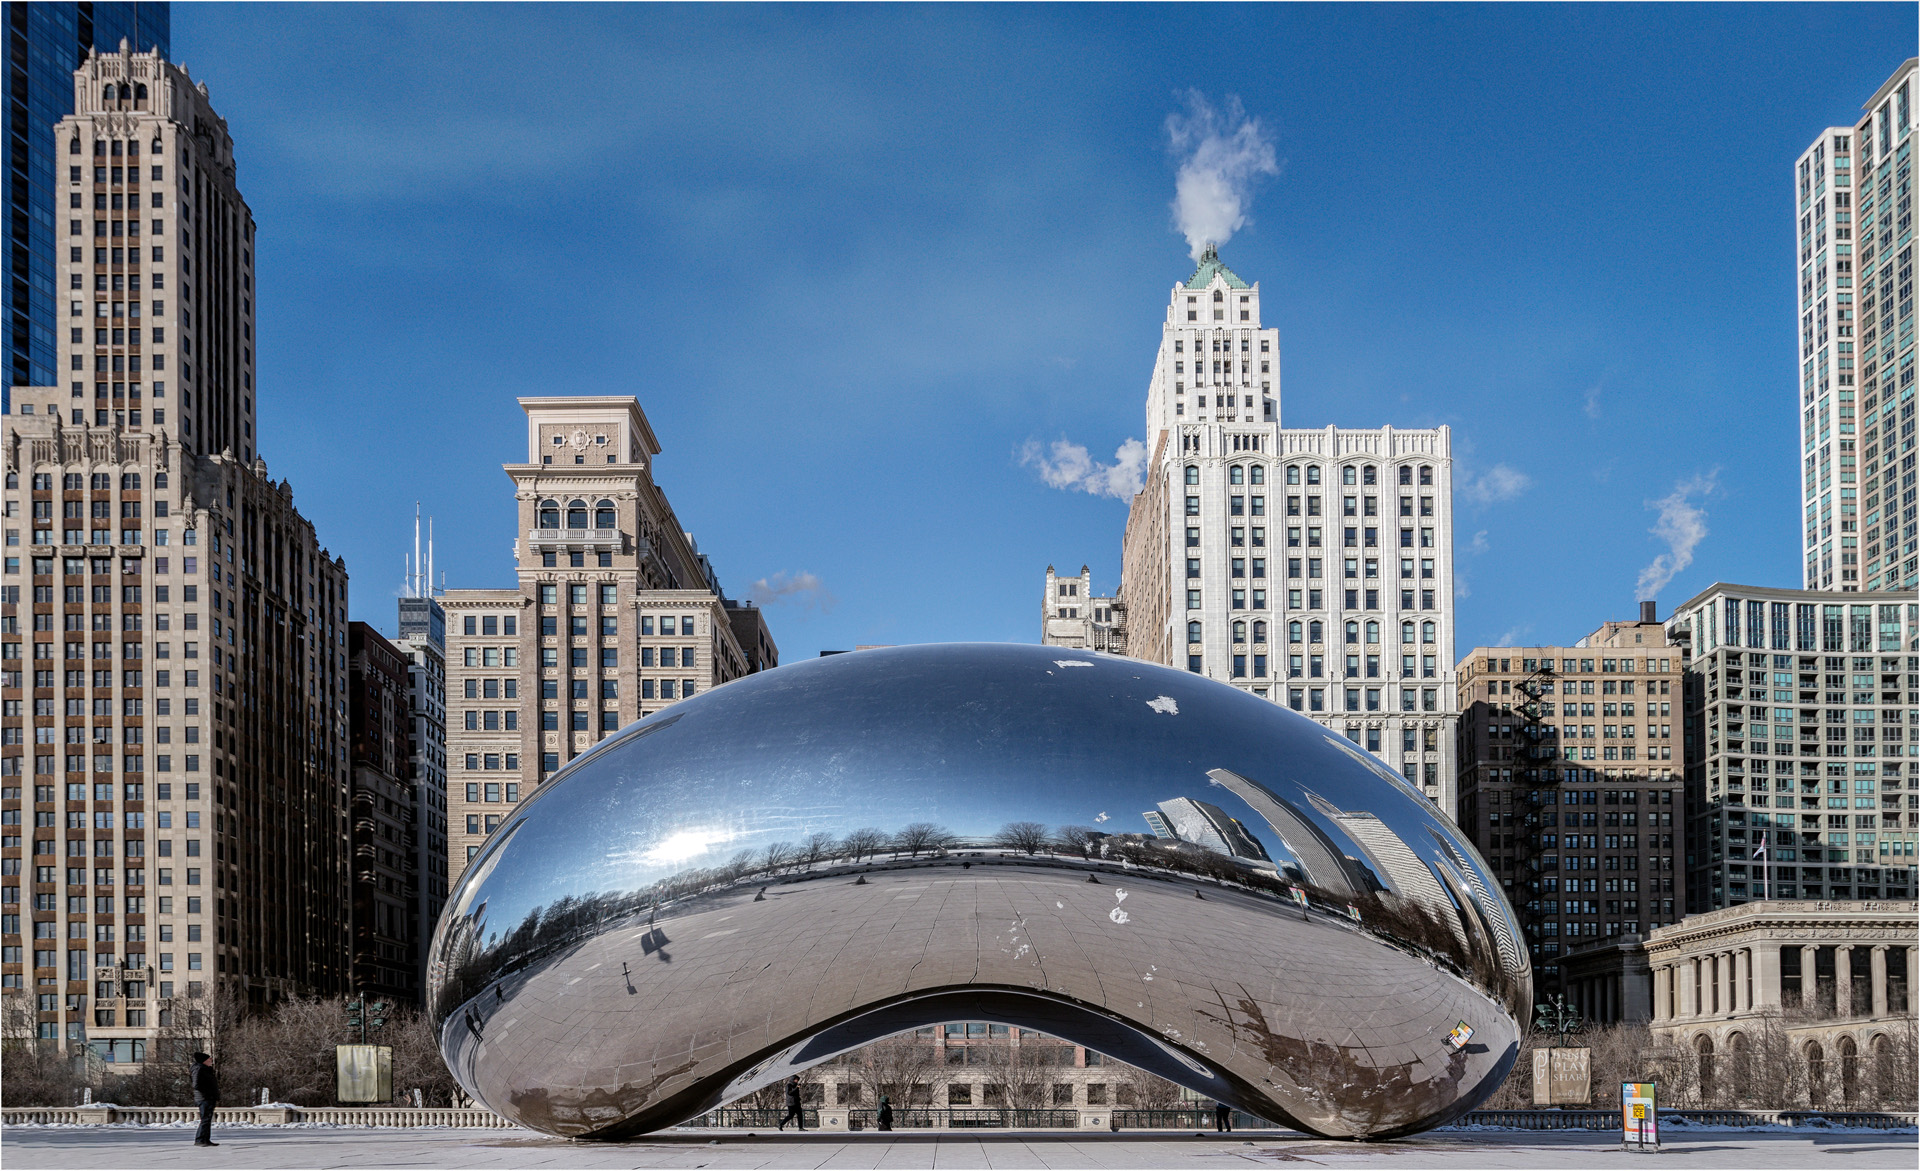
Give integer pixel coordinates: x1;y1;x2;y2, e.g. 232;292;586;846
1117;246;1458;815
441;397;776;885
0;44;353;1066
1644;899;1917;1107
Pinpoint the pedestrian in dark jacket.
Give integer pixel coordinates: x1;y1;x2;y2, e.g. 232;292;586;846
1213;1099;1233;1133
876;1093;893;1131
777;1076;805;1131
190;1052;220;1147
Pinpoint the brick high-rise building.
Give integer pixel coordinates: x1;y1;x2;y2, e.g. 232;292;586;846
442;397;776;884
347;623;415;1002
1455;605;1684;993
0;44;352;1066
393;593;447;983
1117;245;1459;813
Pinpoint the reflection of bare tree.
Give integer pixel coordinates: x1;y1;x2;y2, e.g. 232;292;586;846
841;828;887;863
893;823;955;857
801;832;838;866
994;822;1051;856
852;1034;943;1107
762;841;795;873
1054;826;1098;858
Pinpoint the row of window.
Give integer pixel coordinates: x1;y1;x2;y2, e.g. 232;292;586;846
1184;464;1436;488
1186;587;1439;611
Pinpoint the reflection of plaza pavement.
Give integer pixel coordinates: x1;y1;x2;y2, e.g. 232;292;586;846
4;1126;1916;1169
446;859;1515;1137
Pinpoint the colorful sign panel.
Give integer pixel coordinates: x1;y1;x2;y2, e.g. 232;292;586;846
1446;1021;1474;1050
1621;1081;1658;1147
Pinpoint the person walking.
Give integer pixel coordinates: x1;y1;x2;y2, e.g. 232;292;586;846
876;1093;893;1132
777;1076;805;1132
190;1052;220;1147
1213;1099;1233;1133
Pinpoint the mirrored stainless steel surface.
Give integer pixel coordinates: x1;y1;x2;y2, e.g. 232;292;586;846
427;644;1528;1140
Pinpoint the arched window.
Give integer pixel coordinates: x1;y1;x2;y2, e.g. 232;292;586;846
1185;465;1200;485
1252;620;1266;643
1399;466;1413;485
1187;621;1203;644
1419;465;1433;485
1345;621;1359;644
103;85;115;104
1308;620;1323;644
134;83;148;106
1305;466;1321;485
1286;465;1300;485
1212;290;1223;302
537;499;559;529
1422;621;1436;644
1728;1032;1751;1104
1249;465;1264;485
1365;620;1379;643
69;136;80;155
565;499;588;529
1838;1036;1858;1106
1696;1035;1716;1105
1401;622;1416;645
594;500;616;529
1362;465;1377;485
1342;466;1356;485
1232;620;1246;643
1805;1041;1825;1107
1288;621;1303;644
1229;465;1244;485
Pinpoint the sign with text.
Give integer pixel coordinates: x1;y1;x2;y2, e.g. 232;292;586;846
335;1044;393;1104
1530;1046;1592;1105
1621;1081;1658;1148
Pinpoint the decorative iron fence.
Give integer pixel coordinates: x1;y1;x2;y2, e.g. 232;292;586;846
842;1107;1080;1129
1110;1109;1271;1130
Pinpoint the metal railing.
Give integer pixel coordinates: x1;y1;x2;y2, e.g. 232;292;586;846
1111;1109;1271;1130
842;1107;1080;1129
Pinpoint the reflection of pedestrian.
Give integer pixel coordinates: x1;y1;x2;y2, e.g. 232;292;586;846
190;1052;220;1147
876;1093;893;1131
777;1076;805;1131
1213;1100;1232;1133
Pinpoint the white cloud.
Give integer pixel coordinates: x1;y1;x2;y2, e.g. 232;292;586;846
1019;437;1148;500
1470;530;1490;555
1166;92;1279;262
1495;624;1531;648
1462;464;1532;506
1635;473;1718;601
748;570;835;611
1583;382;1604;419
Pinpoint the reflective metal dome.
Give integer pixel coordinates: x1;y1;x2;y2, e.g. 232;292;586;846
427;644;1528;1140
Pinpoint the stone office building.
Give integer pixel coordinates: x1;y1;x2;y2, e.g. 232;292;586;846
1116;246;1459;814
347;623;417;1003
0;45;353;1065
1039;564;1124;654
442;397;776;884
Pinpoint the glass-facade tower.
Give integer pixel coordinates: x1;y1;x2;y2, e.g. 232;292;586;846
3;2;169;411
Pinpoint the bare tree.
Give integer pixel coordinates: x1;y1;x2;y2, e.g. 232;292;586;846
841;828;887;863
852;1032;944;1108
1117;1061;1184;1109
762;841;796;873
893;823;955;858
993;822;1051;856
1054;826;1098;858
0;994;83;1106
975;1030;1054;1109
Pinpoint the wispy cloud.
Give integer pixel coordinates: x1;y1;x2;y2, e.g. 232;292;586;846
1166;91;1279;262
1583;381;1604;419
1470;529;1490;555
748;570;835;611
1019;437;1148;500
1462;464;1532;506
1635;473;1718;601
1495;624;1532;648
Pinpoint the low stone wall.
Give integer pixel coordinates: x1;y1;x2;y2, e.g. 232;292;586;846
1;1105;1912;1132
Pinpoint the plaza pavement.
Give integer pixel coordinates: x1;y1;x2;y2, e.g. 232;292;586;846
2;1125;1916;1170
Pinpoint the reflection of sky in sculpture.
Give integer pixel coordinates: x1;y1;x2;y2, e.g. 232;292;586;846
445;643;1516;977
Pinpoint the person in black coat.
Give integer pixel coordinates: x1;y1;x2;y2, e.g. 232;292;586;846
777;1076;805;1131
1213;1099;1233;1133
190;1052;220;1147
876;1093;893;1132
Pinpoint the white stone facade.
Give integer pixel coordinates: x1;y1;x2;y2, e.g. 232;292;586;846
1039;564;1122;653
1119;247;1459;815
1795;59;1915;593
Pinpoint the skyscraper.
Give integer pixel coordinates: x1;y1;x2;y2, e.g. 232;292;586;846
393;591;447;987
0;44;351;1065
1119;245;1459;814
441;397;777;884
4;3;169;411
1795;59;1915;593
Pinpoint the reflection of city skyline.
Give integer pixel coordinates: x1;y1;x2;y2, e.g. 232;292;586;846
1143;797;1274;866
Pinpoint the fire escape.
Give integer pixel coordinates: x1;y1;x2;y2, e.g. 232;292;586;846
1512;661;1564;993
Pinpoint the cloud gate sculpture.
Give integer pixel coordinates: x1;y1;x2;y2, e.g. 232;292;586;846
427;644;1528;1140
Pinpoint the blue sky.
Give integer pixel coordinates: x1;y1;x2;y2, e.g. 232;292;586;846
173;3;1913;659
